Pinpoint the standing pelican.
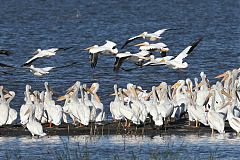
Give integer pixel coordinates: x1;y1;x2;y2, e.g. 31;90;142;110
6;91;18;125
110;84;124;120
85;40;118;68
0;86;9;126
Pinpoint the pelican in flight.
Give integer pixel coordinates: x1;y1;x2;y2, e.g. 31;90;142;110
143;37;203;69
113;51;150;71
85;40;118;68
23;47;72;66
121;28;172;48
27;62;76;76
134;42;169;53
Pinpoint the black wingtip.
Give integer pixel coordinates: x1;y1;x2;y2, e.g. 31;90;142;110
0;50;13;56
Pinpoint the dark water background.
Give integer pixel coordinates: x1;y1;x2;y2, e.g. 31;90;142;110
0;0;239;116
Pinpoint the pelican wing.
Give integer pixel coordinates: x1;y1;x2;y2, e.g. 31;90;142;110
47;47;73;53
113;55;131;72
121;35;142;49
173;37;203;63
153;28;169;36
41;67;55;72
0;63;15;68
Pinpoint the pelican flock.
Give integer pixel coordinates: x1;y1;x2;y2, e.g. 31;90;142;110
0;27;239;138
0;68;239;137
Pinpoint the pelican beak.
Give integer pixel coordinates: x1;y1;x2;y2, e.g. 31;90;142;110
134;42;146;47
215;72;228;79
94;94;101;103
84;45;95;51
171;81;180;89
87;87;94;94
197;82;203;88
221;90;232;99
221;73;229;82
57;95;66;101
110;93;116;96
160;59;166;63
24;108;30;116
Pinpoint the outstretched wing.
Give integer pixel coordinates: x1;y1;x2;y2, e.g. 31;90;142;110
153;28;169;36
113;56;131;72
121;35;142;49
173;37;203;63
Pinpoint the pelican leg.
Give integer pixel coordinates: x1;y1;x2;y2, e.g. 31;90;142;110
49;121;53;128
195;120;198;128
211;128;214;136
124;119;128;128
127;121;131;128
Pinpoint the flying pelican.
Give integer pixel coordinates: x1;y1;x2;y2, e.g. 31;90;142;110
121;28;172;48
113;51;150;71
134;42;169;53
27;62;77;76
23;47;72;66
85;40;118;68
152;37;203;69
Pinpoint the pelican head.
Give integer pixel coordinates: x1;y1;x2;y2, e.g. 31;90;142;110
171;80;184;89
89;83;99;93
161;47;169;52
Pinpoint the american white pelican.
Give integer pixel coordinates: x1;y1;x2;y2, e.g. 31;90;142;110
142;55;173;66
44;82;63;127
24;105;47;137
207;88;225;134
0;86;9;126
0;49;13;56
113;51;150;71
156;82;174;126
85;40;118;68
118;88;140;127
171;80;189;120
33;91;44;122
148;86;163;126
88;83;105;122
110;84;124;120
20;85;33;125
121;28;171;48
83;84;96;122
79;85;90;126
23;47;72;66
6;91;18;125
158;38;203;69
28;62;76;76
134;42;169;53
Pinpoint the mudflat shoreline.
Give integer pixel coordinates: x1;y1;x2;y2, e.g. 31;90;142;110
0;119;235;137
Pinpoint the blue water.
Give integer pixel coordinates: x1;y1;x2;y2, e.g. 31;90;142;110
0;0;239;159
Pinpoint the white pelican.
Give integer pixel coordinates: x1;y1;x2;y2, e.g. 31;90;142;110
79;85;90;126
6;91;18;125
142;55;173;66
156;82;174;126
118;88;140;127
148;86;163;126
121;28;171;48
28;62;76;76
113;51;150;71
110;84;124;120
44;82;63;127
0;86;9;126
134;42;169;53
33;91;44;122
155;38;203;69
83;84;96;122
20;85;33;125
85;40;118;68
171;80;189;120
88;83;105;122
207;88;225;134
23;47;72;66
24;105;47;137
